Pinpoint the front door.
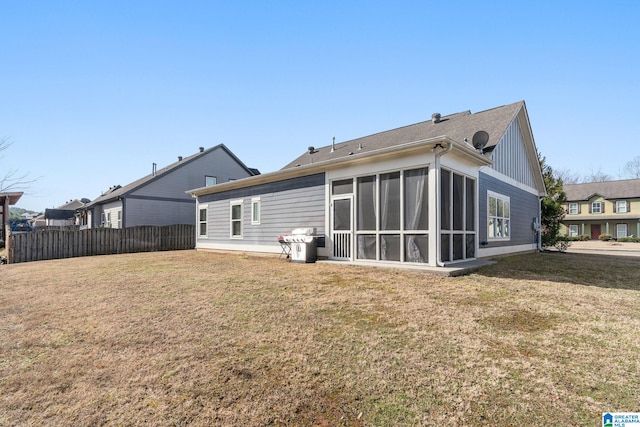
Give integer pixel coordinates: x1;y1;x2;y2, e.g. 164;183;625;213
591;224;601;240
331;196;353;260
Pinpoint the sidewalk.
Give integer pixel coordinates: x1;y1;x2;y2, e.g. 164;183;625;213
565;240;640;257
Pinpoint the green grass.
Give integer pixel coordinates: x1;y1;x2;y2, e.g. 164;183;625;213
1;250;639;425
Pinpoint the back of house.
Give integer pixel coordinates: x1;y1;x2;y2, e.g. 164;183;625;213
190;101;545;268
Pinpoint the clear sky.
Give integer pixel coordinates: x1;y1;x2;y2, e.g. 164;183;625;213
2;1;639;212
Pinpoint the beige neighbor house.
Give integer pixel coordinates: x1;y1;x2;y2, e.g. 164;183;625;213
562;179;640;239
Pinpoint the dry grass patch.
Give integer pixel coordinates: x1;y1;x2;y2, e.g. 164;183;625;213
1;250;639;425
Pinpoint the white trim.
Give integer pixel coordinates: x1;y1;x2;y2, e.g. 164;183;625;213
195;241;330;258
487;190;511;241
478;243;537;258
568;202;579;215
251;197;261;225
480;166;540;196
197;204;208;237
230;199;243;239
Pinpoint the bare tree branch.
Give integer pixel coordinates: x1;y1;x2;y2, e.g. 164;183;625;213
1;136;37;193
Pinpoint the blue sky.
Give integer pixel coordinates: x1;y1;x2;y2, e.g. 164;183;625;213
1;1;639;211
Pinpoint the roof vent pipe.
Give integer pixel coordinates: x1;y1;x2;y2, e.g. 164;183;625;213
152;163;157;176
331;137;336;153
178;156;183;161
199;147;204;153
432;113;441;124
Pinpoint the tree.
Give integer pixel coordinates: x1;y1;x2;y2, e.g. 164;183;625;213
554;168;581;184
623;156;640;179
582;167;613;183
539;152;567;248
1;137;35;193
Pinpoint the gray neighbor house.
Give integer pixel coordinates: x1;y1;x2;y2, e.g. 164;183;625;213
188;101;546;268
83;145;258;229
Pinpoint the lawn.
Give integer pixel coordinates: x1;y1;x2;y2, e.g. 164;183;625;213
1;250;639;426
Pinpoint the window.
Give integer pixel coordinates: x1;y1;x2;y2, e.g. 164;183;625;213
205;176;217;186
569;225;579;237
251;197;261;225
230;200;243;238
616;200;629;213
591;201;602;214
568;203;579;215
198;206;208;237
616;224;628;239
117;211;122;228
106;212;112;228
488;191;510;240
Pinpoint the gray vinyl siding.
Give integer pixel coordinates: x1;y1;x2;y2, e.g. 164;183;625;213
489;119;536;189
124;198;195;227
200;174;326;248
129;147;252;201
479;172;539;248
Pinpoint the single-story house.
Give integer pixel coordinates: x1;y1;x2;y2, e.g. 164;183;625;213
188;101;546;267
562;179;640;239
32;199;89;228
83;144;258;229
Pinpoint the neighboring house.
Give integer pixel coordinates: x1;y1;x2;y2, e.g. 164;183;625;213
1;191;23;247
84;145;258;229
562;179;640;239
32;199;88;228
188;101;546;267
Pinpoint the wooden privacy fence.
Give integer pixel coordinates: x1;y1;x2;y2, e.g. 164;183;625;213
9;224;195;263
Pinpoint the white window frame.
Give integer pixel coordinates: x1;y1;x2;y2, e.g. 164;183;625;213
616;224;628;239
568;224;579;237
230;200;243;239
568;203;579;215
198;205;208;237
591;201;602;214
487;191;510;241
616;200;628;213
205;176;217;187
251;197;261;225
106;212;112;228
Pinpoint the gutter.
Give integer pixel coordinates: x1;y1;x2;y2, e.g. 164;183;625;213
434;142;453;267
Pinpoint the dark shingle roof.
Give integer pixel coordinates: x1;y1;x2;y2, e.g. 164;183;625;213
564;179;640;200
281;101;524;169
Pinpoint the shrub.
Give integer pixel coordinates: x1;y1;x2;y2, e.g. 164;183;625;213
599;234;613;241
618;237;640;243
578;234;590;241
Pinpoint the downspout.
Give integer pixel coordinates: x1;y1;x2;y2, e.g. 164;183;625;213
538;196;543;251
434;142;453;267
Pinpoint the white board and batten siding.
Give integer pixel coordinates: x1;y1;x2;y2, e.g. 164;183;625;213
197;173;326;254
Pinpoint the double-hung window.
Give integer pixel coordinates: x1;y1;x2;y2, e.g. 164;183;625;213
198;206;208;237
568;225;579;237
230;200;243;238
591;201;602;214
568;203;579;215
488;191;510;240
616;200;629;213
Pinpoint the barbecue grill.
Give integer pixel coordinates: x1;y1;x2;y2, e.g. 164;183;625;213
278;228;317;263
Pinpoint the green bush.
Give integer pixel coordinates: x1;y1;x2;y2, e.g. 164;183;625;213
599;234;613;241
617;237;640;243
566;234;591;241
